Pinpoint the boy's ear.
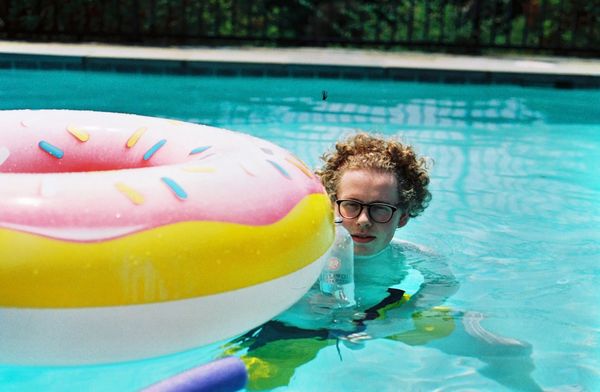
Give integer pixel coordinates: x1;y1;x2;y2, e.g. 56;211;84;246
398;213;409;228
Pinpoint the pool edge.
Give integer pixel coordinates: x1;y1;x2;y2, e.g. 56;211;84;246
1;41;599;88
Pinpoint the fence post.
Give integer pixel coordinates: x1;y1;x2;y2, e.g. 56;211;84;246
471;0;482;49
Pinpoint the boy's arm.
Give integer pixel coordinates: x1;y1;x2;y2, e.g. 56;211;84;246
351;241;459;340
393;239;459;311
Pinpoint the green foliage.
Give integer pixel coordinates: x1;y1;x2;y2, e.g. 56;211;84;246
0;0;598;54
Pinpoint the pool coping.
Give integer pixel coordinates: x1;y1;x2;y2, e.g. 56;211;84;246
1;41;599;88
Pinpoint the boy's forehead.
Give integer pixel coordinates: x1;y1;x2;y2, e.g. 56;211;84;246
336;169;399;202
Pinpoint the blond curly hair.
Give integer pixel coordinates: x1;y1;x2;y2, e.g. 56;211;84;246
316;133;431;218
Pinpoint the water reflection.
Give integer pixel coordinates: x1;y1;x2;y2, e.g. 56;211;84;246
189;94;546;131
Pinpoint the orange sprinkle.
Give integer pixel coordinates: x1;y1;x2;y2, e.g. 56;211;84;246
115;182;145;205
286;156;314;178
66;125;89;142
126;127;147;148
239;163;256;177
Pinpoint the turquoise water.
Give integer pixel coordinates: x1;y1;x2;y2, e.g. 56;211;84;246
1;69;599;391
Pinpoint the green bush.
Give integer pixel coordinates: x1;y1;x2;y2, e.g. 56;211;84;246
0;0;597;55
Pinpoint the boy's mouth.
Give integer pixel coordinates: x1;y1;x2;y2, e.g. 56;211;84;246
351;234;375;243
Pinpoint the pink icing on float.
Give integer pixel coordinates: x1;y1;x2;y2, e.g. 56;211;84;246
0;109;324;241
0;109;334;365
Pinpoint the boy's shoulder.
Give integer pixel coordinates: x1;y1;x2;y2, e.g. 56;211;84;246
390;238;438;257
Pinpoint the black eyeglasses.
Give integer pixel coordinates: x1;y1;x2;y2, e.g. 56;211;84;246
335;199;400;224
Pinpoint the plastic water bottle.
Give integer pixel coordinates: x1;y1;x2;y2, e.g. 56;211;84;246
319;220;356;308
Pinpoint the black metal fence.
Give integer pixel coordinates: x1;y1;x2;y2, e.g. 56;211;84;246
1;0;598;56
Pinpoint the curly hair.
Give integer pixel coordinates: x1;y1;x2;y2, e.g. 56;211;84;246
316;132;431;218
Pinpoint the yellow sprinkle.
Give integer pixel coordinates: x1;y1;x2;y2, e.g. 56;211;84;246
286;156;313;178
167;120;184;126
126;127;147;148
115;182;145;205
66;125;89;142
182;166;216;173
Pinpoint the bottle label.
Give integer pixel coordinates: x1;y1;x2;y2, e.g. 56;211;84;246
322;272;351;285
327;257;341;271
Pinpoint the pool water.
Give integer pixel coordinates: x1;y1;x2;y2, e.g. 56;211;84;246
1;69;599;391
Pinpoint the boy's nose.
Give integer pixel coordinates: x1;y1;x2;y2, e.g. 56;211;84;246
356;208;372;227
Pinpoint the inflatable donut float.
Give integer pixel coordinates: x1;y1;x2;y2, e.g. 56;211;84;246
0;109;334;365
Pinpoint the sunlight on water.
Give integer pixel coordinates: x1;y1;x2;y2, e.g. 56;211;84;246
1;69;599;391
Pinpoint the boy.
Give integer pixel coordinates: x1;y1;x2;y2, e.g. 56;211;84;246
225;133;458;389
226;133;540;391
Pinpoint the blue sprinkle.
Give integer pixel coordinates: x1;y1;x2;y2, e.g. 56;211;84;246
267;159;291;179
143;139;167;161
38;140;64;159
161;177;188;200
189;146;212;155
261;148;274;155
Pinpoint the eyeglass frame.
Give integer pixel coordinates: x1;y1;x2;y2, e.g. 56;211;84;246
335;199;402;224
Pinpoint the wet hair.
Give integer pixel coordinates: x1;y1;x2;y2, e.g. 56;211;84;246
316;132;431;218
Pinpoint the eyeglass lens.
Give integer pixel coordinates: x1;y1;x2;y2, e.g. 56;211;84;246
338;200;395;223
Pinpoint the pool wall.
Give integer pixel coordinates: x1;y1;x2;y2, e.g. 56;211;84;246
1;41;599;89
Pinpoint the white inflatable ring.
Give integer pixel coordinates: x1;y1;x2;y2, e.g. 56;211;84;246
0;110;334;365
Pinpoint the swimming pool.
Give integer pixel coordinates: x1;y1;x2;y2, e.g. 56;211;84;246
1;68;599;391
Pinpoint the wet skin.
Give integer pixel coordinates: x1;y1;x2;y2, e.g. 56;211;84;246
335;169;408;256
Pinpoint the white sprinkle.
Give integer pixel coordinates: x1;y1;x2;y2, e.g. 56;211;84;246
0;147;9;166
